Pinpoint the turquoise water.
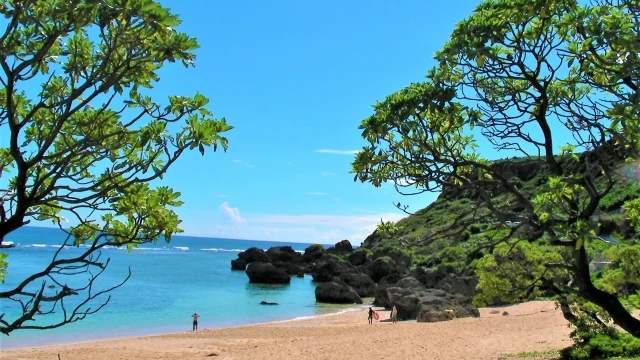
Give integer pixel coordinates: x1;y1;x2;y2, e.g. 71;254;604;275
0;227;353;349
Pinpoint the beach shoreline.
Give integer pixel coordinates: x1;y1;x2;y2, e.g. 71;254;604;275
1;301;575;360
0;302;369;351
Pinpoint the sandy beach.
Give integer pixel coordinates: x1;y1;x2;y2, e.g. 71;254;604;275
1;301;574;360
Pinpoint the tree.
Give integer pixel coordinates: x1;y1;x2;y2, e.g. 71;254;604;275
0;0;232;334
351;0;640;337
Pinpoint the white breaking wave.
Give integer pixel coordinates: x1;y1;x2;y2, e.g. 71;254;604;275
201;248;244;252
172;246;189;251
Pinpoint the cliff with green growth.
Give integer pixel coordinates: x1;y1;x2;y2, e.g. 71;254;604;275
360;155;640;275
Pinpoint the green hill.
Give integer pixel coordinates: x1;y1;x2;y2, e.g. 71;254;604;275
360;155;640;274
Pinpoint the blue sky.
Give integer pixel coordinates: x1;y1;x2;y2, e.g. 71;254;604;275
2;0;487;244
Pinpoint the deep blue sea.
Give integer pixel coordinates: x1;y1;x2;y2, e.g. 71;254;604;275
0;226;361;350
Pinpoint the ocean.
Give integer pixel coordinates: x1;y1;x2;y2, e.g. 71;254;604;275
0;226;361;350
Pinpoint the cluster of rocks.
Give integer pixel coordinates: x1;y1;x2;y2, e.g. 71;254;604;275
231;239;480;323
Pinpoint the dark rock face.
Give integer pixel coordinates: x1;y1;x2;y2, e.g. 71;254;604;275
267;246;301;263
436;274;479;298
310;257;353;282
373;249;412;267
417;310;454;323
366;257;398;283
410;265;458;288
374;283;391;308
315;277;363;304
245;263;291;284
303;244;326;262
347;248;370;266
231;259;247;271
238;247;269;263
380;276;479;320
260;301;279;305
339;272;376;297
331;239;354;254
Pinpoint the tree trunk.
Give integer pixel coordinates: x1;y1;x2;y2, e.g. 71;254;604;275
575;246;640;338
0;213;25;245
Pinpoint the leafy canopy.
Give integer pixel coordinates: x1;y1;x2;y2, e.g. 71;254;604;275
353;0;640;338
0;0;232;334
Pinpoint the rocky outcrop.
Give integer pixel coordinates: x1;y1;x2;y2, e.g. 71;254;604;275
246;263;291;284
303;244;326;262
436;274;479;298
260;301;279;305
327;239;353;254
238;247;269;263
315;277;363;304
310;257;353;282
347;248;371;266
383;277;479;320
417;310;454;323
339;272;376;297
365;256;398;283
231;259;247;271
373;249;411;267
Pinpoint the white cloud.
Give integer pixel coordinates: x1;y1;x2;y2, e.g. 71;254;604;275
219;202;247;224
332;197;341;201
232;159;254;168
308;192;327;195
321;171;337;176
315;149;358;155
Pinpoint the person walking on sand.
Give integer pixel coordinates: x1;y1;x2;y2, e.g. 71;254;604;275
191;313;200;331
368;307;374;324
391;306;398;324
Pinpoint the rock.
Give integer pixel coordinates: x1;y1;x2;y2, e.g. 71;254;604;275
333;239;353;253
366;256;398;283
373;249;412;267
373;283;391;308
489;310;500;314
315;277;363;304
296;271;305;278
338;272;376;297
436;274;479;298
378;273;403;286
238;247;269;263
303;244;326;262
246;263;291;284
231;259;247;271
271;260;303;276
397;263;409;275
260;301;279;305
386;278;480;320
417;310;454;323
347;248;371;266
266;246;301;263
502;311;509;316
409;267;439;288
310;257;352;282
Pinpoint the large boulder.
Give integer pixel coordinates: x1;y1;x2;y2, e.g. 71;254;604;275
303;244;326;262
315;277;363;304
310;257;352;282
238;247;269;263
347;248;371;266
373;249;412;267
245;263;291;284
385;276;479;320
231;259;247;271
266;246;300;263
366;256;398;283
339;272;376;297
436;274;479;298
332;239;354;253
410;265;457;288
417;310;454;323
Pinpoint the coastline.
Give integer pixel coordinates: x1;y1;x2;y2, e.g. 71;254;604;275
1;301;574;360
0;302;369;351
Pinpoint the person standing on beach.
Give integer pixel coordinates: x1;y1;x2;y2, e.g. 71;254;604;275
391;306;398;324
368;307;374;324
192;313;200;331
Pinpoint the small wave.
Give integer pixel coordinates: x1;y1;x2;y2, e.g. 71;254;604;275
172;246;189;251
201;248;244;252
295;250;304;254
32;244;47;247
131;247;170;251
